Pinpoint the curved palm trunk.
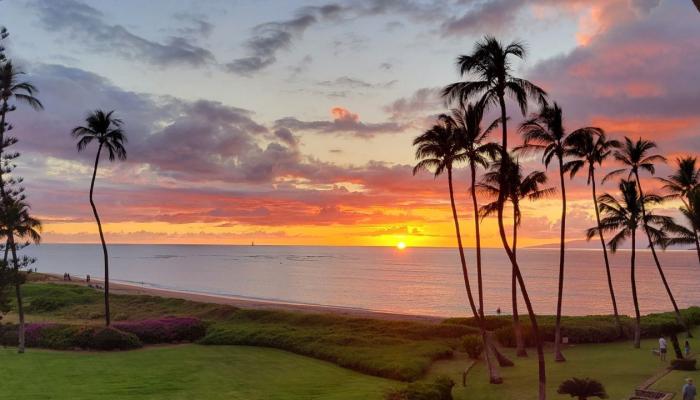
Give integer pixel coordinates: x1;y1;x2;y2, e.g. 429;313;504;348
469;162;485;320
447;167;502;384
553;158;567;362
512;207;527;357
634;172;689;337
498;95;546;399
90;144;111;326
631;228;641;348
590;168;623;336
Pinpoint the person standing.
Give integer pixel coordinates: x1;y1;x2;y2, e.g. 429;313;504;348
683;378;696;400
686;340;691;358
660;337;668;361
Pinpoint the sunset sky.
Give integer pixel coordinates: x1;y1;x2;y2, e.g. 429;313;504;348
1;0;699;247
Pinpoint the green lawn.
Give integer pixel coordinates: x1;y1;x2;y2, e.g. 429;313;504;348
652;358;700;397
5;279;697;399
427;333;692;400
0;345;398;400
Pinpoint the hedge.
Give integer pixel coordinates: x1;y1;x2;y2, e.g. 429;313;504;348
385;376;454;400
113;317;206;344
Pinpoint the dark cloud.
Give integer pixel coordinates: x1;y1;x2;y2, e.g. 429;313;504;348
32;0;215;67
226;0;450;75
225;9;329;76
383;87;442;122
317;76;397;89
442;0;526;36
274;107;405;138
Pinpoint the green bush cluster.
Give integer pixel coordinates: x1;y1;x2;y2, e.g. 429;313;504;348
384;376;454;400
23;284;100;313
461;335;483;359
448;309;700;348
198;309;473;381
200;322;454;381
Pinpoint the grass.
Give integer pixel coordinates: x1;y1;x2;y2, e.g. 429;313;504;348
0;345;398;400
9;281;476;381
426;329;700;400
6;278;697;399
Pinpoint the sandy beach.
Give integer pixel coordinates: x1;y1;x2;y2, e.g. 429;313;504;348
41;273;444;323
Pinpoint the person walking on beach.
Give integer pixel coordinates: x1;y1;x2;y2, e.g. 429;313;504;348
683;378;696;400
86;274;91;283
659;336;668;361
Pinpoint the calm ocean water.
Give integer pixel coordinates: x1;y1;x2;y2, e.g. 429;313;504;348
22;244;700;318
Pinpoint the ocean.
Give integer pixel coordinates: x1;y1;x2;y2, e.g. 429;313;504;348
22;244;700;318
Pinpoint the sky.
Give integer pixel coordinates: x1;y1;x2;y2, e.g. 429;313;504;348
0;0;698;247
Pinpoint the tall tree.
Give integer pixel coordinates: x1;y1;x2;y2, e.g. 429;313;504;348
0;51;43;352
72;110;127;326
605;138;689;336
658;157;700;262
413;115;502;384
0;198;41;353
660;188;700;261
566;129;624;335
588;180;668;347
518;102;580;362
451;101;500;321
443;35;548;399
480;154;555;357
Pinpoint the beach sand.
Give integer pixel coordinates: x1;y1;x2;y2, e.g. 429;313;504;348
39;273;444;323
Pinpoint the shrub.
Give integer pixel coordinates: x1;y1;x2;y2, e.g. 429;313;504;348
385;376;454;400
113;317;206;344
0;323;142;350
557;377;608;399
670;358;697;371
461;335;483;359
89;327;142;350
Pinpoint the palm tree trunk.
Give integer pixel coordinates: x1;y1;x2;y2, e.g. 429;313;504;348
447;167;502;384
90;144;110;326
498;94;546;399
469;162;485;320
634;172;689;337
9;236;25;353
0;100;24;352
591;169;623;336
513;207;527;357
694;229;700;265
631;228;641;348
554;158;567;362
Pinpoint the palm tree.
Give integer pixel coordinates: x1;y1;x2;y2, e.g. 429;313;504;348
659;157;700;262
660;188;700;260
518;102;580;362
72;110;127;326
557;377;608;400
0;198;41;353
480;154;555;358
0;62;43;203
566;128;624;335
605;138;690;336
588;180;667;347
452;101;500;321
413;115;502;384
443;35;548;399
0;61;43;144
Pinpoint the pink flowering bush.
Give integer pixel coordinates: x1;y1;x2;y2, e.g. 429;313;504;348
1;323;142;350
113;317;206;344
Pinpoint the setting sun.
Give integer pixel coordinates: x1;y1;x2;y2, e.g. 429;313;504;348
396;242;406;250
